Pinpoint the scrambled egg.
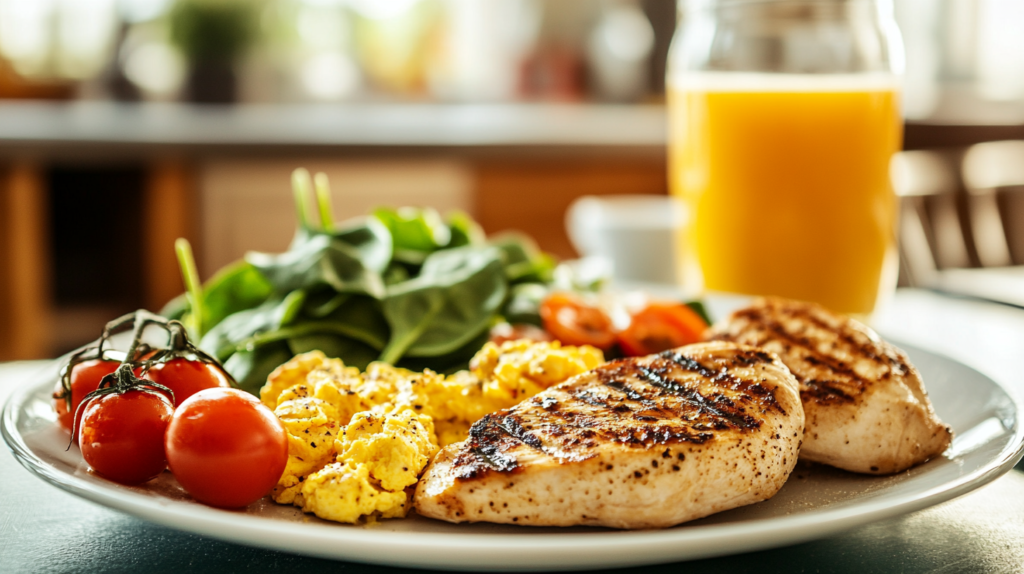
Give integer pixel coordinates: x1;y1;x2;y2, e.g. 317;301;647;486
469;339;605;419
299;462;409;524
261;340;603;524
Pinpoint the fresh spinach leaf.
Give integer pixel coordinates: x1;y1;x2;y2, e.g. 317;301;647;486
396;328;490;375
303;288;351;318
379;246;506;362
200;261;274;331
383;262;412;286
686;300;713;326
317;295;389;349
224;341;294;395
159;260;273;332
287;334;378;370
447;210;485;248
502;282;549;326
246;233;386;299
373;207;451;253
199;293;300;361
217;293;389;358
329;218;392;273
391;248;430;266
160;293;188;321
489;232;556;284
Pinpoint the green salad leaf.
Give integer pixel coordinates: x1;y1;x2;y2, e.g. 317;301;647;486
247;230;388;299
379;246;506;363
167;170;561;394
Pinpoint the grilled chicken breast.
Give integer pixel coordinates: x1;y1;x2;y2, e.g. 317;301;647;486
707;298;952;475
415;342;803;529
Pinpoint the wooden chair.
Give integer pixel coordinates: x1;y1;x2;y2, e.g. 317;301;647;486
961;140;1024;267
893;141;1024;306
929;140;1024;307
891;149;970;287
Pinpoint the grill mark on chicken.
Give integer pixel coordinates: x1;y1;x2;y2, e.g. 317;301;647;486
660;349;786;415
633;363;760;430
710;309;871;405
733;305;888;364
601;379;645;401
457;413;523;478
498;414;544;451
451;346;787;479
729;305;916;398
802;378;854;403
414;342;806;528
707;298;953;475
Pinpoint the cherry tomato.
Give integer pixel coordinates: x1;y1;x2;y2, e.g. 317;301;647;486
539;293;617;349
135;357;231;407
53;359;120;434
617;302;708;356
165;388;287;508
78;389;173;485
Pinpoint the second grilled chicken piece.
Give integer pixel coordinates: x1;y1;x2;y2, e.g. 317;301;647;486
415;342;803;529
707;298;952;475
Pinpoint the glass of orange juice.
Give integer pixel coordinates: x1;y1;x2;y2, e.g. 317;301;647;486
668;0;904;316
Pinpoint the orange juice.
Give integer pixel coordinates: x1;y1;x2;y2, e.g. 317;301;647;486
668;75;902;315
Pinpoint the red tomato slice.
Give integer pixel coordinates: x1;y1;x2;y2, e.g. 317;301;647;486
54;359;120;435
135;357;231;407
165;388;288;508
539;293;617;350
617;302;708;356
78;388;173;485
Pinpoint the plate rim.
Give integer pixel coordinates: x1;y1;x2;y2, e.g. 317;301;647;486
4;343;1024;571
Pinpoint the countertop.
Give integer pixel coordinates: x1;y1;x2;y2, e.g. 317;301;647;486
0;101;667;160
3;288;1024;573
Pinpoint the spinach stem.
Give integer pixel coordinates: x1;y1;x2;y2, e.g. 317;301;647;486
292;168;313;230
314;172;334;232
236;321;387;353
174;238;204;337
378;300;443;364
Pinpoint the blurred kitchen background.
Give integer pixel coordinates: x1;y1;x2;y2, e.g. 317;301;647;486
2;0;1024;360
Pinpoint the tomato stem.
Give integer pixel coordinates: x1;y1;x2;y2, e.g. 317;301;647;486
60;309;238;449
67;365;175;450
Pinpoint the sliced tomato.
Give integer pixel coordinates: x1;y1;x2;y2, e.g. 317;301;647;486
617;302;708;356
539;292;616;350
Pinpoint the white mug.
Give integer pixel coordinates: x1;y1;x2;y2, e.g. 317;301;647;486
566;195;686;285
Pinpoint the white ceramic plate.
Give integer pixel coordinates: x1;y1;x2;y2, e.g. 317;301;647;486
3;343;1023;571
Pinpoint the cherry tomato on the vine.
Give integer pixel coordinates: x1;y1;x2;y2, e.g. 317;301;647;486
539;293;617;350
165;388;287;508
617;302;708;357
78;389;173;485
53;359;120;434
135;357;231;407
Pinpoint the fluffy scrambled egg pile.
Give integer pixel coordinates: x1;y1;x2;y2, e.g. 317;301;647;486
260;339;603;524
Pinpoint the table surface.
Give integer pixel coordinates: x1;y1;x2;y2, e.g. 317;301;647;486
3;288;1024;574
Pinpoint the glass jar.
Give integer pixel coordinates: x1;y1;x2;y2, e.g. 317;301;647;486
667;0;904;315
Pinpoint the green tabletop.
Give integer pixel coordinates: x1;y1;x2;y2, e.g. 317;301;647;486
4;289;1024;574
